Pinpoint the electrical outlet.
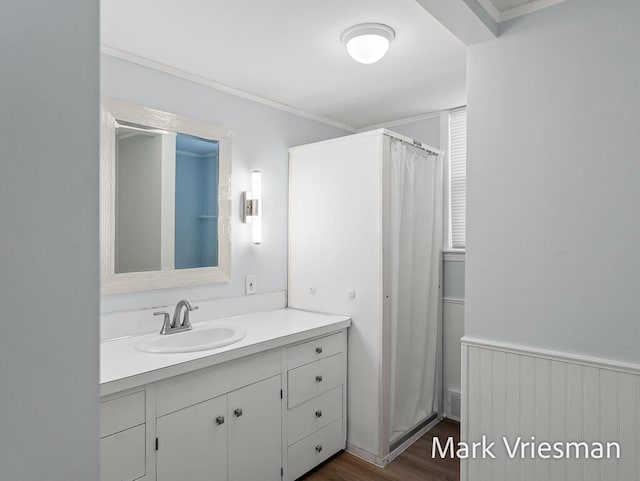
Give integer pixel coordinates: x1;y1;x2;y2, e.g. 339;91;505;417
245;275;257;295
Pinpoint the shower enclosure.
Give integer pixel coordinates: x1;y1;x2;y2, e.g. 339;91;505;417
288;129;442;465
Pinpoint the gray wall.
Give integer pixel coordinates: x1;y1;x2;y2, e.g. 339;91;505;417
101;56;349;313
385;115;441;150
443;259;465;299
466;0;640;362
0;1;99;480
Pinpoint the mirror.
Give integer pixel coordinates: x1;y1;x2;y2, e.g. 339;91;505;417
101;98;231;294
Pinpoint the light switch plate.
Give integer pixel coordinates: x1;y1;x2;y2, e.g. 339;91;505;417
245;275;257;295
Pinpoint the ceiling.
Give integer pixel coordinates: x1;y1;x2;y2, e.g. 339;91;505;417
101;0;466;131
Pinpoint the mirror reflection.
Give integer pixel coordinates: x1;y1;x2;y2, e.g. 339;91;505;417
115;122;219;274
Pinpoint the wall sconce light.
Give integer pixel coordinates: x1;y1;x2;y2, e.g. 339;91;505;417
243;171;262;244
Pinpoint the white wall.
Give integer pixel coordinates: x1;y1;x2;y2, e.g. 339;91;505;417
101;55;349;313
116;134;163;272
0;1;99;480
466;0;640;364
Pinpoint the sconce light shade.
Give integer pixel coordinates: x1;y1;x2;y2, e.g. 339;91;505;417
341;23;395;64
243;171;262;244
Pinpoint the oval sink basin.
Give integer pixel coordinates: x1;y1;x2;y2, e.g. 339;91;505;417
136;325;246;354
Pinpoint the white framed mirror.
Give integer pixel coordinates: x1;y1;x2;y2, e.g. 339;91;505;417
100;98;231;294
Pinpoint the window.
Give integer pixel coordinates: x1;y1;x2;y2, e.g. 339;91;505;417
448;106;467;250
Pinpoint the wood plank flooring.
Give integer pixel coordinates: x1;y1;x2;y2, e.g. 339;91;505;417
302;419;460;481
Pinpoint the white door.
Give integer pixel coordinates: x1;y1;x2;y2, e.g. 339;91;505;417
227;375;282;481
156;395;228;481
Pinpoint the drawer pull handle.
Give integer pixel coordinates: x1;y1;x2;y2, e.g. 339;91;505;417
216;416;225;425
315;375;323;383
315;410;322;418
316;347;323;354
234;408;243;417
315;444;323;453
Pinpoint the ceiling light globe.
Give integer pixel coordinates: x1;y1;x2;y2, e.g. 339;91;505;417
341;23;395;65
346;35;390;64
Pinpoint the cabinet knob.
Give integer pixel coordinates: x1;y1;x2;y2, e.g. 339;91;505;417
216;416;225;425
234;408;243;417
315;347;323;354
315;410;322;418
315;375;323;383
315;444;323;453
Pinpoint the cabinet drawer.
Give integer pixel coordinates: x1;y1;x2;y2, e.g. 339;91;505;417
100;391;145;438
156;350;281;417
287;385;342;445
287;332;344;370
100;424;146;481
288;353;343;408
287;419;343;480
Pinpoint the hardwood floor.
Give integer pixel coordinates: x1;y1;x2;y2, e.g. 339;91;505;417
302;419;460;481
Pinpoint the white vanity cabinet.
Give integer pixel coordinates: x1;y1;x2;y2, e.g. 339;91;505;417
153;349;283;481
285;332;347;480
100;391;149;481
100;322;349;481
156;375;282;481
227;375;282;481
156;394;228;481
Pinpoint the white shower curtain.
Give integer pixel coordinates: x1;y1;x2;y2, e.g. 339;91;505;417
388;138;442;439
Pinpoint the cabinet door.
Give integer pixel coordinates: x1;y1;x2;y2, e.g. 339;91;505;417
228;375;282;481
156;395;227;481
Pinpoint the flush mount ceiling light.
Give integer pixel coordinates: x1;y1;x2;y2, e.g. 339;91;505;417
341;23;395;64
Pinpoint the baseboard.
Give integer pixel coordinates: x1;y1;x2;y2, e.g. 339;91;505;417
384;415;443;465
443;297;465;305
461;337;640;481
345;443;384;467
346;414;443;468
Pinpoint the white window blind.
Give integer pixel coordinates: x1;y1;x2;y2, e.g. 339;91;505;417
449;107;467;249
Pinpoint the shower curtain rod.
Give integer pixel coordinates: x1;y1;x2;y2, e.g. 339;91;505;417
381;129;443;157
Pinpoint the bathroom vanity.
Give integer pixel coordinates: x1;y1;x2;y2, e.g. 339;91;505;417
100;309;350;481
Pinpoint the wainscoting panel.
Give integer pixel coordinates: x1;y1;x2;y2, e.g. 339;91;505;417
461;338;640;481
443;298;464;420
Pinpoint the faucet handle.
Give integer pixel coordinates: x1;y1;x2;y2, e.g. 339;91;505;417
154;311;172;335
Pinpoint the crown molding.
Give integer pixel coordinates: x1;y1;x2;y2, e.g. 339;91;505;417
476;0;566;22
474;0;502;22
499;0;566;21
101;45;358;133
358;110;443;132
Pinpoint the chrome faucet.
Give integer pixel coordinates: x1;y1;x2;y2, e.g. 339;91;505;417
154;299;199;335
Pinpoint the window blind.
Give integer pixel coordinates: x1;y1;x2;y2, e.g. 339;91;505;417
449;107;467;249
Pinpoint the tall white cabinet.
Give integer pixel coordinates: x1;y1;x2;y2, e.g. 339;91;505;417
288;129;442;466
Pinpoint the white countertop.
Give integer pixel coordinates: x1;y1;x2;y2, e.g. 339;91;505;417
100;308;351;397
